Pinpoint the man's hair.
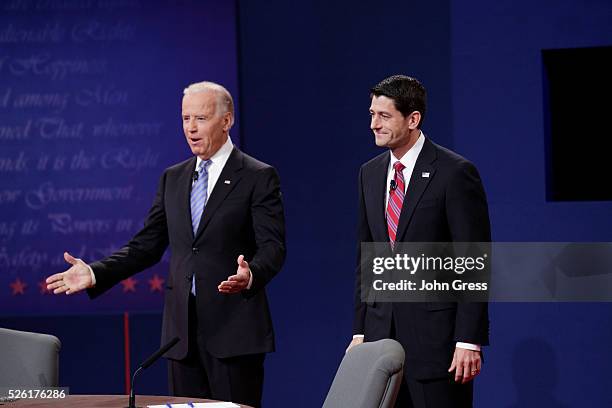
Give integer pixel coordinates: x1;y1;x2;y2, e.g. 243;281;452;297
183;81;235;127
370;75;427;128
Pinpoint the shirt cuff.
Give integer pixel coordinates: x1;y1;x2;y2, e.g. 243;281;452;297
351;338;478;350
86;264;96;287
456;342;480;351
246;268;253;289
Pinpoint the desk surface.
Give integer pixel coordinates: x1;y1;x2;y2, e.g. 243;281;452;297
4;394;253;407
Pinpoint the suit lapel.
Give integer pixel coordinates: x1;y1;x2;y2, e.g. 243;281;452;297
365;153;390;242
180;157;198;240
394;137;437;243
193;147;244;241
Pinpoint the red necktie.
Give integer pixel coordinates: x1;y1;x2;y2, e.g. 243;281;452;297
386;161;406;249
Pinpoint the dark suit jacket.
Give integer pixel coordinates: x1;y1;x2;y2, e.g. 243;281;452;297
353;137;490;380
88;147;286;360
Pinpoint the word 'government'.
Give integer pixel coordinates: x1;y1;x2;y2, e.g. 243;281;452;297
26;183;134;210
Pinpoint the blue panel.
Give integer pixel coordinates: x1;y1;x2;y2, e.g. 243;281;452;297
237;1;452;405
451;1;612;407
128;312;168;396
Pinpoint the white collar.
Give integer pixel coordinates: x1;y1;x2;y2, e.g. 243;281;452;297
389;131;425;169
196;135;234;169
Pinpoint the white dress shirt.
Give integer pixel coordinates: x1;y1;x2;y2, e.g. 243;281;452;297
193;135;252;289
384;132;425;209
355;132;479;352
194;134;234;204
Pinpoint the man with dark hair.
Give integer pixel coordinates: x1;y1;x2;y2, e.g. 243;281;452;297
370;74;427;124
347;75;490;407
46;81;285;408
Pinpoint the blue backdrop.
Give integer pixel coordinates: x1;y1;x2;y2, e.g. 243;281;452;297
2;0;612;407
0;0;240;314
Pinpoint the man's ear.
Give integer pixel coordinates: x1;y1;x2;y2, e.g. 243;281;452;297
408;111;421;130
223;111;233;132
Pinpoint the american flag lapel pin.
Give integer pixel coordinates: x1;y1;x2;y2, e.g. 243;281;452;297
422;172;430;178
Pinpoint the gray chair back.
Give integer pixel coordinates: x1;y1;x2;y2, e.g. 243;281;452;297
0;328;61;388
323;339;405;408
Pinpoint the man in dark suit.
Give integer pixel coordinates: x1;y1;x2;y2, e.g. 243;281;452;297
346;75;490;408
46;81;286;407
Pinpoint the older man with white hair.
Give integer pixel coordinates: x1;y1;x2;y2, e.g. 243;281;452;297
46;81;286;407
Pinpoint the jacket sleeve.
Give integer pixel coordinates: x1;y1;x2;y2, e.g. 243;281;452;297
244;166;286;295
87;170;170;299
353;166;373;335
445;160;491;345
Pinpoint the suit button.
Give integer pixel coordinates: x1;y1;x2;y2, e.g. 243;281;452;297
192;247;199;254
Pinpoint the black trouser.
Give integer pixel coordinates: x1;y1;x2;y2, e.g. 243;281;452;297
390;315;473;408
394;376;473;408
168;295;265;408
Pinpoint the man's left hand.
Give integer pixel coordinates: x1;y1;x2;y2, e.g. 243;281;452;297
448;347;482;384
218;254;251;294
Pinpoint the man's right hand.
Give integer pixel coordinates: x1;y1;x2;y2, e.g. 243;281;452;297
46;252;94;295
345;337;364;353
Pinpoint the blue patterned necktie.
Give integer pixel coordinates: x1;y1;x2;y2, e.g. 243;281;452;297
190;159;211;295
